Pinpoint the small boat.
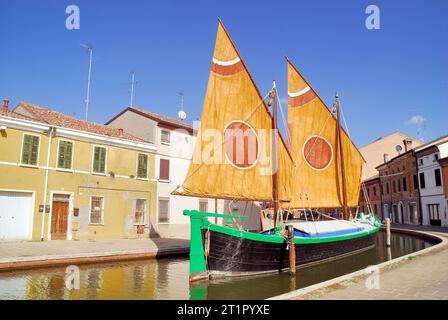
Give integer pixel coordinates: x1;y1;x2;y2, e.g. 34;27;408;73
174;20;381;281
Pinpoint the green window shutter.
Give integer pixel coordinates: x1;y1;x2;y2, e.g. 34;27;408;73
58;141;73;169
137;154;148;178
93;146;106;173
65;141;73;169
21;135;31;164
22;135;39;165
30;136;39;165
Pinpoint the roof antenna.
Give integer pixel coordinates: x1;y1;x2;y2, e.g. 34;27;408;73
177;91;187;121
80;43;93;120
129;70;139;106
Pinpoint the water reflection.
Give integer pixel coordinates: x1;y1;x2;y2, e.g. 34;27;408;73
0;231;433;300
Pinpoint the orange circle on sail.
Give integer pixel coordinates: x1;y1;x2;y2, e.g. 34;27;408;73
224;121;259;169
302;135;333;171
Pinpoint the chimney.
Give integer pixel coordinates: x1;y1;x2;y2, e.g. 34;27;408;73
118;128;124;137
383;153;389;163
2;99;9;112
403;139;412;152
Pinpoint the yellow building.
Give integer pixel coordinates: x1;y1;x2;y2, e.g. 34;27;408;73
0;100;157;241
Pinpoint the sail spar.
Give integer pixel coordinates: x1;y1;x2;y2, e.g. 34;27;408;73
174;21;293;202
287;59;364;208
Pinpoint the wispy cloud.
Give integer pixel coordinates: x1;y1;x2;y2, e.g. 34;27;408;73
407;115;426;125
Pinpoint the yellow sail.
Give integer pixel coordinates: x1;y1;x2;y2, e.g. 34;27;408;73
287;59;364;208
175;21;292;202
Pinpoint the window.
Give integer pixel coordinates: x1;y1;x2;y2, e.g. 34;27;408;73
392;180;396;193
413;174;418;190
428;204;440;220
90;196;104;224
398;179;401;192
158;198;169;223
367;188;370;197
419;159;423;165
137;153;148;179
21;134;40;165
134;199;146;224
57;140;73;169
380;184;384;195
386;182;389;194
199;200;208;213
435;169;442;187
434;154;439;161
161;130;170;144
403;177;407;192
374;204;378;214
419;172;426;189
92;146;106;173
159;158;170;181
373;186;376;196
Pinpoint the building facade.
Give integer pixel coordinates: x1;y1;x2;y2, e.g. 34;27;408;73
415;137;448;226
376;147;421;225
360;132;423;181
0;101;157;241
358;176;382;219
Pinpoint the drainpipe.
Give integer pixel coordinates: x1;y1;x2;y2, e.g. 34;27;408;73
414;150;423;225
40;127;55;241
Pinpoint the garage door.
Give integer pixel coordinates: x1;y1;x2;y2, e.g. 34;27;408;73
0;191;34;241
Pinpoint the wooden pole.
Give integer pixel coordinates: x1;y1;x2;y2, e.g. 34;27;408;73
271;82;280;228
386;217;391;247
288;224;296;275
335;94;349;220
214;198;218;224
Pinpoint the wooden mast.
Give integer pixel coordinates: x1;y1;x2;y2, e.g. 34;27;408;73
335;93;349;220
272;81;280;228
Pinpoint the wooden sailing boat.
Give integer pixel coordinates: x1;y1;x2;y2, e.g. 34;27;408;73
175;20;381;281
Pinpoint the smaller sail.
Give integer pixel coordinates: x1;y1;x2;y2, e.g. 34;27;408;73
175;21;292;202
287;58;364;208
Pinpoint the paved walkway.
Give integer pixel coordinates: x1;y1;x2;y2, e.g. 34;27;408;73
0;238;189;271
289;225;448;300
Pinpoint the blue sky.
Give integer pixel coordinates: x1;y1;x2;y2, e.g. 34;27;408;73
0;0;447;147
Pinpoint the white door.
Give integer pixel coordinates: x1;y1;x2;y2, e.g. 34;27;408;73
0;191;34;241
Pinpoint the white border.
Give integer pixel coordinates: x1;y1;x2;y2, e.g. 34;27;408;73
212;57;241;66
223;120;260;170
288;86;311;97
301;135;333;171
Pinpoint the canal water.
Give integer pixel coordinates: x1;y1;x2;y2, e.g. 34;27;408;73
0;231;434;300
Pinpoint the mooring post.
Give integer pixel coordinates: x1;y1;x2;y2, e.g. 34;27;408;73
385;218;391;247
288;225;296;276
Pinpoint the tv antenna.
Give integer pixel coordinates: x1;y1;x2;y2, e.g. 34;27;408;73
129;70;139;106
80;43;93;120
177;91;187;121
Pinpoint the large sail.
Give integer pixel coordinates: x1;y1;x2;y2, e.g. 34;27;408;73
287;59;364;208
174;21;292;202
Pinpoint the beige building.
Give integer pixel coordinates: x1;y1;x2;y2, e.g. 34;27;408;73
360;132;423;181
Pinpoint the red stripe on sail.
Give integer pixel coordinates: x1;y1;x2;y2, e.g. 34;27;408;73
288;90;317;107
211;61;245;76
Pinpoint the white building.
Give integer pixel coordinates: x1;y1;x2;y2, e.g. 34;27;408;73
106;106;261;238
415;136;448;227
